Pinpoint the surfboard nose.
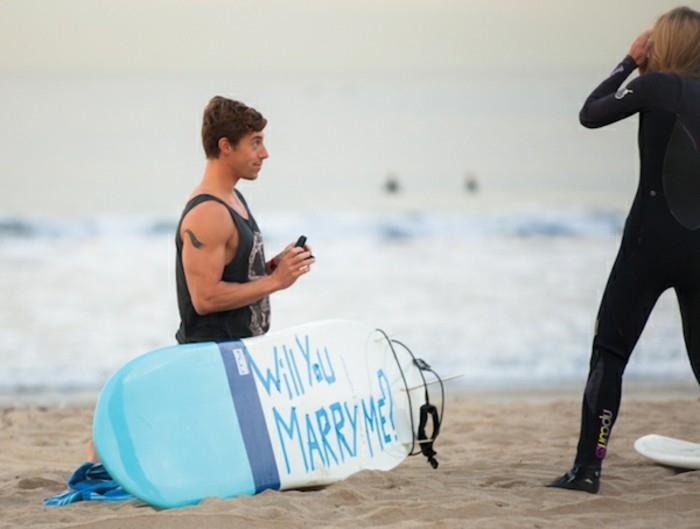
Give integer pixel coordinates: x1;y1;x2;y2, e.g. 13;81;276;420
93;342;258;508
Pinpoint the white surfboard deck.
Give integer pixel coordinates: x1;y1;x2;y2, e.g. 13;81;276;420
634;434;700;470
93;320;439;508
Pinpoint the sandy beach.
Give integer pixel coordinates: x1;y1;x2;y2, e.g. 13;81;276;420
2;384;699;529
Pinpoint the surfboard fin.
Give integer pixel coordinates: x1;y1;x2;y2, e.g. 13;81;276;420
401;373;463;392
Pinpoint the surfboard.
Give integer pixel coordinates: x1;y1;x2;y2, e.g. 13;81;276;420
93;320;441;508
634;434;700;470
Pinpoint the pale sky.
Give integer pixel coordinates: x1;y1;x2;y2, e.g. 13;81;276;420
0;0;686;75
1;0;695;216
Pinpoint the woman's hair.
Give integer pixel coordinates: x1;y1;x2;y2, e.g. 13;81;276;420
649;6;700;78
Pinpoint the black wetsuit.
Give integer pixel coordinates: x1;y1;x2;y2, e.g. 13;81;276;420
175;191;271;343
573;57;700;471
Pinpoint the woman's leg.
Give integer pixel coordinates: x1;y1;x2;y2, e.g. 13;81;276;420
676;281;700;385
549;247;666;492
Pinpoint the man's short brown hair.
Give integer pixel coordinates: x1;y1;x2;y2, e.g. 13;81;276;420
201;96;267;158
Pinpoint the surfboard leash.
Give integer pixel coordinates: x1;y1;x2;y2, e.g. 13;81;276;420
375;328;444;470
392;340;444;470
375;329;417;458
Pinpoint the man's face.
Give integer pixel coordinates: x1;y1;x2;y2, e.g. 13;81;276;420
227;131;269;180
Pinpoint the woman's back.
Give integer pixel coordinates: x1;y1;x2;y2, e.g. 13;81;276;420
580;64;700;238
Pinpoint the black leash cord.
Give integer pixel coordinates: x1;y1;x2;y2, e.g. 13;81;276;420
391;338;445;444
375;328;417;456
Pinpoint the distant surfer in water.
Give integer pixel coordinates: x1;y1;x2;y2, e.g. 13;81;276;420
548;6;700;493
174;96;315;343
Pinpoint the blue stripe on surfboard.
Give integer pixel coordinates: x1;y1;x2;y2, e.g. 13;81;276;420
219;341;281;492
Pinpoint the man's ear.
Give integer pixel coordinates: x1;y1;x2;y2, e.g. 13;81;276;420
218;137;235;154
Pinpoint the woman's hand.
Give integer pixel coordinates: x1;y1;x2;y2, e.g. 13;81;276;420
629;30;652;73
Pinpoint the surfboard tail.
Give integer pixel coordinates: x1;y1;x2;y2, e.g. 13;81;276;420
374;330;445;470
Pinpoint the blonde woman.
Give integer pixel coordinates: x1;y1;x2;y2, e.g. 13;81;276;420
549;6;700;493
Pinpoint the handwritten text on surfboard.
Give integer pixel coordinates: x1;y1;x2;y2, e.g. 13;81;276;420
245;334;399;475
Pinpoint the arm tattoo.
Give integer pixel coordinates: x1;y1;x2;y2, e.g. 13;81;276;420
184;229;205;249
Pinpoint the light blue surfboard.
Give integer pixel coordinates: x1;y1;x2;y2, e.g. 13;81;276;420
93;320;433;508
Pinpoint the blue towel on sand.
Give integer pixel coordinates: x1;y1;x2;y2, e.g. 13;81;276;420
44;462;134;506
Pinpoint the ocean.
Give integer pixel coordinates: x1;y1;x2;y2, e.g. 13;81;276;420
1;68;696;396
0;206;695;395
0;69;641;217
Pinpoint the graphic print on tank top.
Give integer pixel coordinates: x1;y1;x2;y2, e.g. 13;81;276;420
248;231;270;335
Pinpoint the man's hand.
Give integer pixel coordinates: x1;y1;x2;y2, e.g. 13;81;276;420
269;246;315;290
268;241;314;272
629;30;652;73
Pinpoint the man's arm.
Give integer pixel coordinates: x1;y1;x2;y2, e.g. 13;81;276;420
181;202;313;315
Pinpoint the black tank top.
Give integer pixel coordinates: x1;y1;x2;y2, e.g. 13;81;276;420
175;191;271;343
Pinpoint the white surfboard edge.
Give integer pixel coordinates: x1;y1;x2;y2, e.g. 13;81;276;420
634;434;700;470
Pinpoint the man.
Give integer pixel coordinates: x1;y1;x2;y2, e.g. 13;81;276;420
84;97;302;464
175;96;314;343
